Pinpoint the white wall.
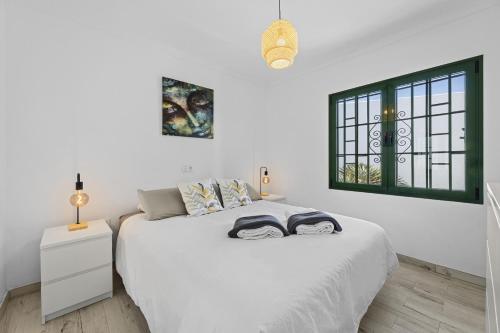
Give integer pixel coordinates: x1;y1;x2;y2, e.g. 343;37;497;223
4;2;261;289
4;1;498;291
257;6;500;277
0;0;7;304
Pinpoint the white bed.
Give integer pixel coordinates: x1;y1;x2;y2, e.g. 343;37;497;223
116;200;398;333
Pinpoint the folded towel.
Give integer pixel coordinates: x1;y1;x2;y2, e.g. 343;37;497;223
228;215;289;239
285;208;315;220
296;221;335;235
236;225;284;240
287;211;342;234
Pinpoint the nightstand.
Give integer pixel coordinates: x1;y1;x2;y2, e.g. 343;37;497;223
40;219;113;323
261;194;286;203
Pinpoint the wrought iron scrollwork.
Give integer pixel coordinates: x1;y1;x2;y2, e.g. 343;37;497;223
395;110;411;163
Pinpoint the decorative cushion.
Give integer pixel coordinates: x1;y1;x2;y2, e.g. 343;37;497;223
212;183;224;206
246;183;262;201
178;179;224;216
137;188;188;221
217;179;253;209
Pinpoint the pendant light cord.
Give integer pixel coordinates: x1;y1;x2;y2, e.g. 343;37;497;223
279;0;282;19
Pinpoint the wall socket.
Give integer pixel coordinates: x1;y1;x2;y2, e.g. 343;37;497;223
181;165;193;173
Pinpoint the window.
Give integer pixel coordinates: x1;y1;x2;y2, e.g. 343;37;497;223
329;56;483;203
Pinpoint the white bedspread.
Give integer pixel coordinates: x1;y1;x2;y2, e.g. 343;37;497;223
116;200;398;333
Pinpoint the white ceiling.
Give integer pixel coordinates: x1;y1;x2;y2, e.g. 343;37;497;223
26;0;500;83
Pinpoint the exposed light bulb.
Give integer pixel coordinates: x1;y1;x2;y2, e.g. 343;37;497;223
70;190;89;208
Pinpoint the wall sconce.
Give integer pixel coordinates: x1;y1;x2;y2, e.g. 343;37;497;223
68;173;90;231
260;166;270;196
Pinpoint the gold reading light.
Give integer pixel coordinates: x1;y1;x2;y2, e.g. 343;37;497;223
260;166;270;196
68;173;89;231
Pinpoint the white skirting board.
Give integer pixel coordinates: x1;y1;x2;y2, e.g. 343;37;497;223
0;291;8;320
43;291;112;323
397;253;486;287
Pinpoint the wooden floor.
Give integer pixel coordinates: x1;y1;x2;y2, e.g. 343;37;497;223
0;261;485;333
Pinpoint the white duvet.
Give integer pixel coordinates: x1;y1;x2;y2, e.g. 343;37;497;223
116;200;398;333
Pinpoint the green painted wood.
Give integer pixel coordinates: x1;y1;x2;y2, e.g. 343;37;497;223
328;56;483;204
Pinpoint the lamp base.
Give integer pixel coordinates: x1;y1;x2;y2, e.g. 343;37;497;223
261;192;269;197
68;222;88;231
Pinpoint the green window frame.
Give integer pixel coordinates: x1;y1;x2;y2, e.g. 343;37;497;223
328;56;483;204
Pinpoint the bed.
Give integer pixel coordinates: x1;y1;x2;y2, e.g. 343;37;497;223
115;200;398;333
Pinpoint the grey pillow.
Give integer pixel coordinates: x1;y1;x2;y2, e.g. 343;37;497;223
213;182;260;206
246;183;262;201
137;188;188;221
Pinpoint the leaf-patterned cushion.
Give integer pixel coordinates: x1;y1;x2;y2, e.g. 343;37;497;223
217;179;253;209
178;179;224;216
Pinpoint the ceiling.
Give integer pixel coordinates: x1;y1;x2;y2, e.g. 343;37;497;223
24;0;500;83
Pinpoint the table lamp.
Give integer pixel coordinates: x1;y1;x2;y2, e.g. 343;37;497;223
68;173;89;231
260;166;270;196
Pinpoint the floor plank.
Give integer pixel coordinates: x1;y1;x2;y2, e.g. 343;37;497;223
0;261;485;333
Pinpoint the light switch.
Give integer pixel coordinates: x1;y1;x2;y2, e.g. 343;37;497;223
181;165;193;173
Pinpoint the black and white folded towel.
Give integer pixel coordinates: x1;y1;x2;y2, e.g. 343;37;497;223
286;210;342;235
228;215;289;240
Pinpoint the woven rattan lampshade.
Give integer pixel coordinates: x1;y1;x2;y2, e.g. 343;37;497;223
261;19;298;70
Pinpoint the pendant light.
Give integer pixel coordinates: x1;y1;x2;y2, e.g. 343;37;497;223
261;0;298;70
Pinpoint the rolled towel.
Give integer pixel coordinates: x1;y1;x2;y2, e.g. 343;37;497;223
228;215;289;239
287;211;342;235
236;225;284;240
285;208;315;220
296;221;335;235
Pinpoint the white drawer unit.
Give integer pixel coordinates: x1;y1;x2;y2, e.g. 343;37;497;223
40;219;113;323
487;183;500;333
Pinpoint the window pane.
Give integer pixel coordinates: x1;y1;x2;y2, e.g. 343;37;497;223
337;101;344;127
413;83;426;117
431;153;449;190
451;112;465;151
396;155;411;187
358;125;368;155
346;99;355;126
335;90;382;186
337;128;344;154
452;153;465;191
431;114;448;135
414;154;427;188
451;73;465;112
397;87;411;119
369;93;381;123
344;158;355;183
358;96;368;124
337;156;344;182
413;118;426;153
358;156;368;184
431;134;448;152
431;77;449;105
346;141;355;154
369;155;381;185
395;72;466;192
431;104;448;115
346;126;355;141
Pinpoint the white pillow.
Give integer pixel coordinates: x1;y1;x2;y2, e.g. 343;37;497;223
178;179;224;216
217;179;253;209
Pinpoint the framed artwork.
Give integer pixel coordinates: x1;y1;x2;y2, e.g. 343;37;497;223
162;77;214;139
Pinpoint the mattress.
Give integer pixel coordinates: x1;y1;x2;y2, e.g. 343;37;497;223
115;200;398;333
